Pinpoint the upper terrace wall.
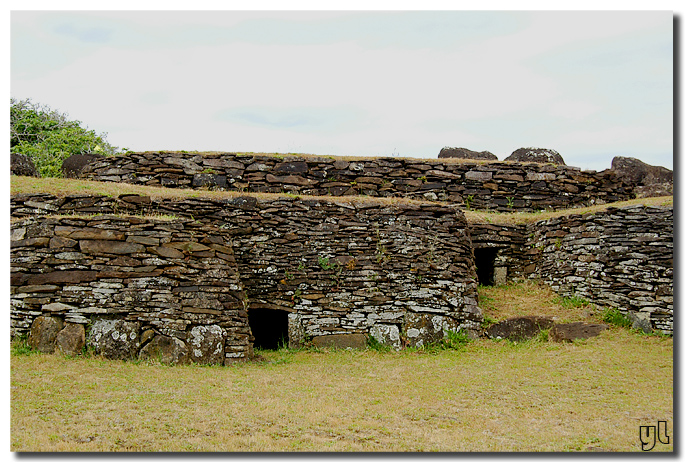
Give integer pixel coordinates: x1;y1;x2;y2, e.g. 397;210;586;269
11;193;482;352
81;151;635;212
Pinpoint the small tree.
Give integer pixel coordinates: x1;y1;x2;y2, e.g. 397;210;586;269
10;98;121;177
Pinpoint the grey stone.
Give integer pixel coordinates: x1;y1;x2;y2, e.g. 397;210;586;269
505;147;565;165
88;319;141;360
438;147;498;160
188;325;226;365
139;335;189;365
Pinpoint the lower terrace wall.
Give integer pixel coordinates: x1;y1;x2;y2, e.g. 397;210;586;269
10;215;251;364
11;194;482;354
470;205;673;334
81;151;635;212
528;205;673;333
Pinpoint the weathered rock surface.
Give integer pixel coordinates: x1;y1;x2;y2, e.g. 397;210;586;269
11;153;38;177
188;325;226;365
55;323;85;355
62;153;104;178
438;147;498;160
312;333;367;349
505;147;565;165
139;334;190;365
29;315;64;353
485;316;555;341
549;322;608;342
611;156;673;197
88;319;141;360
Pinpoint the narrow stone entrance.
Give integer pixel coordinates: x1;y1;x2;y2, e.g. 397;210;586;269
474;247;498;286
248;308;289;350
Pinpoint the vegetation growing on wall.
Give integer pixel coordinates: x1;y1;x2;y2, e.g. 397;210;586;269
10;98;123;177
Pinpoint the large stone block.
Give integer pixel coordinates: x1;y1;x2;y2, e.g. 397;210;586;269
403;313;459;348
55;323;85;355
29;316;64;353
549;322;608;342
485;316;555;341
188;325;226;365
369;324;401;350
139;335;190;365
88;319;141;360
312;333;367;349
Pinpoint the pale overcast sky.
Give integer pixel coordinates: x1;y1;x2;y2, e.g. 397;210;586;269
10;9;674;170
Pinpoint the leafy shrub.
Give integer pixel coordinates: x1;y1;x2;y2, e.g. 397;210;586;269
10;98;122;177
440;329;471;350
602;308;633;329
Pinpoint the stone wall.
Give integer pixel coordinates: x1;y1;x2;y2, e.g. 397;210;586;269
80;151;635;212
10;215;251;364
527;205;673;333
468;205;673;334
11;193;482;353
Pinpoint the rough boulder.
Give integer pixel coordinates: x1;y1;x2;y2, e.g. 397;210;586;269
438;147;498;160
505;147;566;165
611;156;673;197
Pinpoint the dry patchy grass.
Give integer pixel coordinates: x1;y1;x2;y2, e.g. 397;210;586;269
11;330;672;452
465;195;673;225
478;280;600;323
11;281;672;452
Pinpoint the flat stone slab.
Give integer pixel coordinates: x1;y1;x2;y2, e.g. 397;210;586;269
312;333;367;349
485;316;555;341
550;322;608;342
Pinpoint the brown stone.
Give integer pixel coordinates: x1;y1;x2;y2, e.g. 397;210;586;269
549;322;608;342
56;227;125;240
29;316;64;353
27;270;97;285
80;240;145;255
150;246;184;259
55;323;86;355
486;316;555;341
311;333;367;349
61;153;104;178
165;241;211;252
49;236;78;248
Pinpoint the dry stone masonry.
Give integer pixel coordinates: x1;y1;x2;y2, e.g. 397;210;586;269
11;194;482;357
528;205;673;333
80;151;635;212
11;215;251;364
9;151;674;363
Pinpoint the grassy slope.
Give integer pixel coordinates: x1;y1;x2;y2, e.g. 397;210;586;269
11;283;673;452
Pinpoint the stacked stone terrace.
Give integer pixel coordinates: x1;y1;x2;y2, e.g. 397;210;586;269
11;192;482;359
81;151;635;212
10;151;674;363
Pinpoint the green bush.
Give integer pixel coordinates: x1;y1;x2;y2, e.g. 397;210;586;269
10;98;122;177
602;308;633;329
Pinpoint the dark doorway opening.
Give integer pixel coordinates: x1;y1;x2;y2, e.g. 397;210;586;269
474;248;498;286
248;308;289;350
